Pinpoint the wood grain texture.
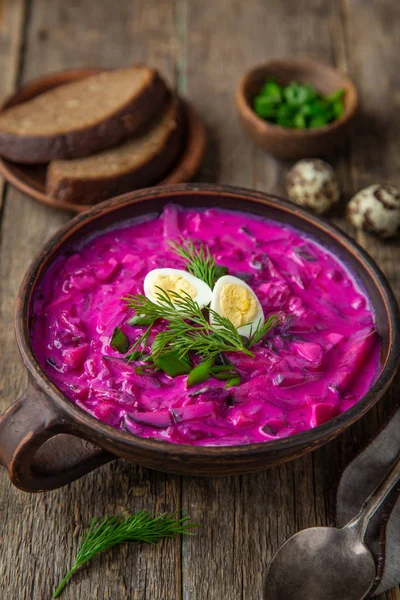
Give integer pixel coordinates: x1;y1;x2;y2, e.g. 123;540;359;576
0;0;399;599
0;0;26;214
0;1;182;599
182;0;400;598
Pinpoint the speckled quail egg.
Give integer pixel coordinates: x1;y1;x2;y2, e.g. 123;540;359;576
144;268;212;309
346;184;400;239
210;275;264;337
286;158;340;215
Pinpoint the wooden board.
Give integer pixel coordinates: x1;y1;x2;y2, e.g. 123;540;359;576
0;0;399;599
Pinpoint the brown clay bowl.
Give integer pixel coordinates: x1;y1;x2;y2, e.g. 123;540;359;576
0;184;398;492
236;58;358;159
0;69;207;213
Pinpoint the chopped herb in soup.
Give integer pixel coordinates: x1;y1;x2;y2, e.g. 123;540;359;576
31;206;380;446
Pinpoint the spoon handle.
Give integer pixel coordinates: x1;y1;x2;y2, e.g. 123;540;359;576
348;453;400;536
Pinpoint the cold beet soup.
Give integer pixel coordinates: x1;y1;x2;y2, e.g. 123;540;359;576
31;206;380;446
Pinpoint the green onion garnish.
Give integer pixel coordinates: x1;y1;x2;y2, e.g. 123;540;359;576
187;359;213;388
225;376;241;389
153;351;192;378
110;327;129;353
127;315;155;326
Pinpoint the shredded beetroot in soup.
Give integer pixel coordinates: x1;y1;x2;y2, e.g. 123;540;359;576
31;206;380;446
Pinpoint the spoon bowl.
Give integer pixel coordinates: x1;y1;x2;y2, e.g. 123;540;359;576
263;524;376;600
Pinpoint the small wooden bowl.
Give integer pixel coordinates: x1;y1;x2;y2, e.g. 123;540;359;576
236;58;358;159
0;69;207;213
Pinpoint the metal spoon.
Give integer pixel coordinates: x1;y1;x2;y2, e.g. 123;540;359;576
263;454;400;600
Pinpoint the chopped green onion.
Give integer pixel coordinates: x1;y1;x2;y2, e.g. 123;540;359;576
127;315;155;326
307;99;331;117
260;79;282;102
225;376;241;389
254;97;278;119
332;99;344;118
187;359;213;388
154;351;192;378
309;115;329;128
110;327;129;354
277;103;297;120
213;371;237;381
284;83;310;106
293;112;307;129
253;80;345;129
210;364;239;381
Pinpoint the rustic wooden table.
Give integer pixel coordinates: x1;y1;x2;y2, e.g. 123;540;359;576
0;1;399;598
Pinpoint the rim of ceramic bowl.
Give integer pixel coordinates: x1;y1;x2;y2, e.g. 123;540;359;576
15;183;400;458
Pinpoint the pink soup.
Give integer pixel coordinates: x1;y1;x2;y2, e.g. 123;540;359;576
31;206;380;446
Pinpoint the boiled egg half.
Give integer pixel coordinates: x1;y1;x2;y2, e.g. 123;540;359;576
144;268;212;309
210;275;264;337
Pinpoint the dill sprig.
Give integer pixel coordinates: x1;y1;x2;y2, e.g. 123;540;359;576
169;237;218;288
247;313;283;346
54;511;198;598
125;288;280;362
126;288;253;359
125;322;154;361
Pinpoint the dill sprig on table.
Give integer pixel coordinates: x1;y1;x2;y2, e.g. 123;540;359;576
168;237;218;288
125;288;281;362
53;511;198;598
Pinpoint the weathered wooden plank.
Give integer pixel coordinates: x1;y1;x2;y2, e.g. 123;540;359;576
0;0;26;213
337;1;400;597
181;1;339;599
181;2;254;596
1;1;399;599
243;0;360;596
182;0;400;599
0;2;181;600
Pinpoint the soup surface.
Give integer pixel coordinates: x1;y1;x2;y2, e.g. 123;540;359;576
31;206;380;446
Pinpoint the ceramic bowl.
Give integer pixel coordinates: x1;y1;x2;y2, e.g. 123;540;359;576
0;184;398;492
236;58;358;159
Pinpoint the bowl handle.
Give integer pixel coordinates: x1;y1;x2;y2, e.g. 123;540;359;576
0;383;116;492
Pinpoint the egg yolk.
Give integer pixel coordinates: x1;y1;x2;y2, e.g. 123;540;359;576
219;283;258;328
151;274;196;300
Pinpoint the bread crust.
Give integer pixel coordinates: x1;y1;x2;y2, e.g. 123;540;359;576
46;101;185;205
0;69;169;164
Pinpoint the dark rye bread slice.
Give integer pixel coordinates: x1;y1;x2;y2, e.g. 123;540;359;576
0;66;168;163
46;98;184;205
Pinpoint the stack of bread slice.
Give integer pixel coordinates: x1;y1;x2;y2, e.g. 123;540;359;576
0;66;184;205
